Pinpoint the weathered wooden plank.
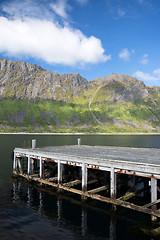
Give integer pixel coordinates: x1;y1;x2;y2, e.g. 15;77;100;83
143;199;160;208
88;185;108;194
117;188;146;201
88;179;98;185
48;177;58;182
84;193;160;218
63;179;81;187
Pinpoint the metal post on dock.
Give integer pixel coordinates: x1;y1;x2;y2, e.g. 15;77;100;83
78;138;81;147
32;139;36;149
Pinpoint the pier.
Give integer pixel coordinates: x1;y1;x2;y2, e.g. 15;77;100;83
13;139;160;222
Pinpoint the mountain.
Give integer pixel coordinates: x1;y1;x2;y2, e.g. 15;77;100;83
0;58;88;100
0;58;160;133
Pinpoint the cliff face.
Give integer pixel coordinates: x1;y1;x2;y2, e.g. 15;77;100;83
0;58;160;132
0;58;88;100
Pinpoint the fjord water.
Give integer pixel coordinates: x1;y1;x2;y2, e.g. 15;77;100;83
0;134;160;240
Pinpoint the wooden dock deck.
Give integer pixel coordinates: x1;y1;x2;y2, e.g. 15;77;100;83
13;142;160;221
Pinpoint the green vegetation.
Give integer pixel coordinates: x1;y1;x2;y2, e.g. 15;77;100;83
0;95;160;133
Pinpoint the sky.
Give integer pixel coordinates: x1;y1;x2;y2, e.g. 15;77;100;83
0;0;160;86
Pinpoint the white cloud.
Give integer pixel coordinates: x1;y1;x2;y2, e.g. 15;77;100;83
140;53;149;65
50;0;70;19
1;0;54;21
153;68;160;76
118;48;134;61
0;17;109;66
133;68;160;83
133;71;158;81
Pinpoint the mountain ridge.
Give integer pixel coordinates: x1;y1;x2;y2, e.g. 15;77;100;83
0;57;160;133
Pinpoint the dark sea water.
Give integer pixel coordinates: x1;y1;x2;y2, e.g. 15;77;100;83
0;134;160;240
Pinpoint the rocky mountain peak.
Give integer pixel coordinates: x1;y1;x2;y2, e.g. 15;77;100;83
0;58;43;73
0;58;88;100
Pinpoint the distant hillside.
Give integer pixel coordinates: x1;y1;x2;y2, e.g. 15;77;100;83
0;58;160;133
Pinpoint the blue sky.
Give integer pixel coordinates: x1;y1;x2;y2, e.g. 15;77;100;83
0;0;160;86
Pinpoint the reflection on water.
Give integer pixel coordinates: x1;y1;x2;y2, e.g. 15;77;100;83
1;134;160;240
10;179;153;240
11;180;116;240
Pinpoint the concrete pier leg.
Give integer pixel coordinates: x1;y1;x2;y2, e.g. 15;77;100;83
30;159;34;174
42;161;45;179
27;155;31;175
13;153;16;171
110;167;117;199
58;160;63;185
17;159;23;174
111;167;117;210
151;178;157;221
40;157;42;179
82;163;87;200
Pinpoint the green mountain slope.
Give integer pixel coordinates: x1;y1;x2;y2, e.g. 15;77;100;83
0;58;160;133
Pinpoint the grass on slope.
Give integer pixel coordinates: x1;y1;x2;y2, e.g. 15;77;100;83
0;97;160;133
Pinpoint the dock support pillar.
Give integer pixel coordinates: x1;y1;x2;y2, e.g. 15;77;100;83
110;167;117;199
40;157;42;179
13;152;16;172
151;178;157;221
111;167;117;210
27;155;31;176
40;157;45;179
58;160;63;185
17;159;23;174
82;163;87;200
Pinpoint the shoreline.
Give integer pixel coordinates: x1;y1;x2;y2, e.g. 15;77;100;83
0;132;160;135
